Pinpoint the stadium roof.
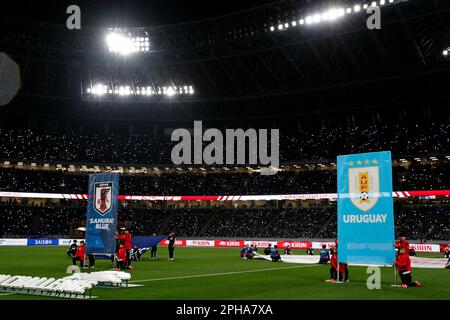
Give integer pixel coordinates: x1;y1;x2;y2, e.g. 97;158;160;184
0;0;449;121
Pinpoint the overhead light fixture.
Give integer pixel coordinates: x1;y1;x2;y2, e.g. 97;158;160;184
312;14;322;23
166;87;176;96
106;32;150;55
266;0;403;33
86;84;194;97
88;83;108;96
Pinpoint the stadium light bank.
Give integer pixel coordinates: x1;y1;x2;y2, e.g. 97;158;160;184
268;0;399;32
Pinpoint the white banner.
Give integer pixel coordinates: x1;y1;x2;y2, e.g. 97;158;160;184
410;244;440;253
244;240;277;247
58;239;84;246
0;238;443;252
0;238;28;246
311;242;335;249
185;240;215;247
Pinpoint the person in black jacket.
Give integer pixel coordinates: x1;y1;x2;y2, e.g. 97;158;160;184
444;247;450;259
263;244;272;255
271;245;282;262
168;232;176;261
66;240;78;258
151;233;158;259
131;244;142;261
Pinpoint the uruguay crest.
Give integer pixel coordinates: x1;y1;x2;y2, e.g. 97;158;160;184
94;182;113;215
348;166;380;211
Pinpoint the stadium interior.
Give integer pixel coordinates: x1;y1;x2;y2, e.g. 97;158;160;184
0;0;449;302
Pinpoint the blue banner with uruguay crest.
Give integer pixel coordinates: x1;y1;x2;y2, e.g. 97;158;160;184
337;151;395;265
85;173;119;255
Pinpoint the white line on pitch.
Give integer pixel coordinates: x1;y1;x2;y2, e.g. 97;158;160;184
0;293;15;296
130;264;320;283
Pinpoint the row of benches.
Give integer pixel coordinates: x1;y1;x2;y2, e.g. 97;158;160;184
0;271;132;299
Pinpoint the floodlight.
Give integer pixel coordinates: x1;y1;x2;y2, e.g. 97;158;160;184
106;32;150;54
166;87;176;96
91;83;107;95
313;14;321;23
327;9;338;20
106;33;135;55
86;83;194;97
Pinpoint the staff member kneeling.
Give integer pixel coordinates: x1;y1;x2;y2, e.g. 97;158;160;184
115;244;127;270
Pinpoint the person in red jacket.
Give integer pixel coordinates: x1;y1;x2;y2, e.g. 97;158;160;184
328;247;338;282
394;236;410;254
394;246;422;288
116;229;133;269
72;240;86;268
115;244;127;270
327;246;349;282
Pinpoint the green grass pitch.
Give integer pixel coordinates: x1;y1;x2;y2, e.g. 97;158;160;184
0;246;449;300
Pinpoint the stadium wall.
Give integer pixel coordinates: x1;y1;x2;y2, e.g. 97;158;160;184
0;238;447;253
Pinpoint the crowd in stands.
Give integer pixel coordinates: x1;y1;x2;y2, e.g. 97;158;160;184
0;204;83;238
0;119;448;165
0;164;449;196
0;204;448;241
0;118;448;242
